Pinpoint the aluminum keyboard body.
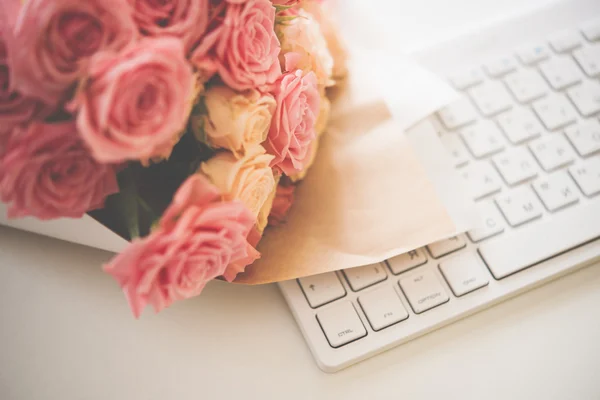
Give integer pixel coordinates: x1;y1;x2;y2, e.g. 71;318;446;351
279;0;600;372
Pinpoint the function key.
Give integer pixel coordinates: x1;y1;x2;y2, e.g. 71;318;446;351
358;287;409;331
516;43;551;65
581;18;600;42
449;68;484;90
484;56;517;78
548;30;583;53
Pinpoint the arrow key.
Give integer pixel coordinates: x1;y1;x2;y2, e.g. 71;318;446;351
298;272;346;308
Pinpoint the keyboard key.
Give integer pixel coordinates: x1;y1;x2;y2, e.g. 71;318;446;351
427;236;466;259
565;120;600;157
539;57;582;90
484;56;517;78
449;68;484;90
387;249;428;275
581;18;600;42
399;269;449;314
460;162;503;200
504;69;548;103
439;252;490;296
467;201;506;242
495;186;543;227
437;98;478;130
358;287;409;331
460;121;506;158
298;272;346;308
533;171;580;212
573;45;600;77
317;302;367;348
440;134;470;167
532;94;578;131
569;158;600;196
468;81;513;117
567;81;600;117
516;43;551;65
496;108;543;144
479;200;600;279
343;263;387;292
548;30;583;53
492;147;538;186
529;134;576;171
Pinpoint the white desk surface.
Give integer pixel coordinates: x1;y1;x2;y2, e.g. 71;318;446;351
2;1;600;399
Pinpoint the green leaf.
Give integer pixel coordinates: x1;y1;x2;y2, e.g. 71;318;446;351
116;168;140;240
274;3;298;13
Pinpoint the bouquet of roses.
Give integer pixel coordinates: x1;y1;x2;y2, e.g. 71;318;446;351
0;0;346;317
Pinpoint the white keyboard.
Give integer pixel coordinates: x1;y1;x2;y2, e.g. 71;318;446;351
279;0;600;372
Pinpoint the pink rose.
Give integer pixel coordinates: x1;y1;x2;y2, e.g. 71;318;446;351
268;184;295;226
74;37;195;164
128;0;208;53
6;0;137;105
0;44;47;137
192;0;281;91
104;175;259;317
0;7;49;140
0;121;118;220
265;68;320;175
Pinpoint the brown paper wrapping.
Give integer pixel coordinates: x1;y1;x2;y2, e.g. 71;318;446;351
234;74;461;284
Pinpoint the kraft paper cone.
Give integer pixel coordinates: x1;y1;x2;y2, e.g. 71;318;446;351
234;56;475;284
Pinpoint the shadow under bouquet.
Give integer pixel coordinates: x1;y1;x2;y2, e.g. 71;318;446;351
0;0;347;317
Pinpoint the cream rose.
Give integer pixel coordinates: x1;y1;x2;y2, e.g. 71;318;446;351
256;173;281;233
200;145;276;216
278;9;333;86
302;1;348;82
201;87;276;158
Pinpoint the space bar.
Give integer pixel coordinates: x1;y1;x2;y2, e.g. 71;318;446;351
479;201;600;279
